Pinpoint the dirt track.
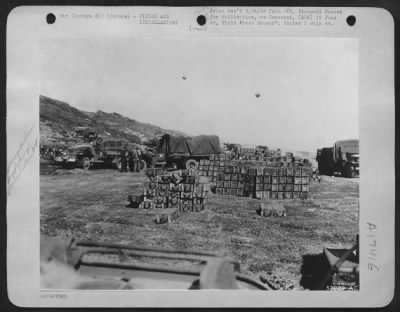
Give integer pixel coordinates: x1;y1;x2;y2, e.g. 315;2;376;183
40;163;359;289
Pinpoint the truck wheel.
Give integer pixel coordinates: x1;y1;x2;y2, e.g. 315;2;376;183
81;157;90;170
185;159;199;170
139;160;147;172
343;163;354;178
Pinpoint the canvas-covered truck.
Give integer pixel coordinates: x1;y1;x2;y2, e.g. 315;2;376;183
316;139;359;178
156;134;222;170
62;139;147;170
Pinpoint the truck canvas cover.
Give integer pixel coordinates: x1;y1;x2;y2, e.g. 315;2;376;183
333;140;359;162
161;134;221;155
186;135;221;155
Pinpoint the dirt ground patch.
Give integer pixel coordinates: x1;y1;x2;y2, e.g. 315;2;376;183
40;164;359;289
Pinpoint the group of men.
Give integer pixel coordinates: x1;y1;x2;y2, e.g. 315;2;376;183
120;148;143;173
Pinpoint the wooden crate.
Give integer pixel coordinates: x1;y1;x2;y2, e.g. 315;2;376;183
223;180;230;188
235;189;244;197
271;184;278;192
292;192;300;199
193;203;205;212
229;188;236;196
286;184;294;192
256;184;263;191
299;192;309;200
156;189;169;197
216;181;224;188
264;183;271;191
301;167;312;177
286;168;294;176
277;192;284;199
231;174;238;182
284;192;293;199
182;184;194;193
272;177;279;184
279;176;286;184
301;185;309;192
279;168;287;176
231;181;238;189
271;191;278;199
294;177;302;185
278;184;285;192
144;188;156;198
180;192;193;200
216;187;223;195
286;176;294;184
224;174;230;181
294;168;302;176
301;177;309;184
223;188;230;195
238;181;245;188
293;184;300;192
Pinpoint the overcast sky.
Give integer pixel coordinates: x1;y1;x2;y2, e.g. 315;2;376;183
40;37;358;151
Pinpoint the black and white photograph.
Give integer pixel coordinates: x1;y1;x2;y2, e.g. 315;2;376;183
39;36;360;290
6;6;394;308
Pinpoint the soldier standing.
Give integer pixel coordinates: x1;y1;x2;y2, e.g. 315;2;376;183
120;150;128;172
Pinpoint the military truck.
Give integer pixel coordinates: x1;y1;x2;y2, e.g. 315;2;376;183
156;134;222;170
62;139;146;170
316;139;359;178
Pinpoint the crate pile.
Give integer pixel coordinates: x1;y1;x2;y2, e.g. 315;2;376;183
140;172;208;212
199;154;311;200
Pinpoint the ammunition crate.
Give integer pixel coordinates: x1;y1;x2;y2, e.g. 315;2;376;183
263;176;271;184
294;168;302;176
271;184;278;192
149;176;159;183
272;177;279;184
286;168;294;176
204;160;210;166
294;177;302;185
193;203;205;212
277;192;284;199
236;189;244;197
301;185;309;192
230;188;236;196
285;192;293;199
199;159;206;166
301;177;309;184
225;165;233;174
238;174;245;182
286;176;294;184
193;197;205;205
292;192;300;199
153;203;165;209
147;181;158;190
271;191;278;199
279;176;286;184
279;168;287;176
271;168;279;176
180;192;193;200
240;167;248;174
141;200;154;210
286;184;294;192
231;174;238;182
220;154;226;161
223;180;230;188
209;154;215;161
214;161;219;167
264;183;271;191
293;185;300;192
238;181;245;188
169;183;180;192
255;176;263;184
278;184;285;192
248;168;257;176
216;181;224;188
144;188;156;197
182;184;194;193
263;167;271;175
231;181;238;189
180;203;193;212
216;187;223;195
255;191;263;200
263;191;271;199
299;192;309;200
224;174;230;181
301;167;312;177
182;176;196;184
256;184;263;191
223;188;230;195
158;183;169;191
156;189;169;197
219;161;225;167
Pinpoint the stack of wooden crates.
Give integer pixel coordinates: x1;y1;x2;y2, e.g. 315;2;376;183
141;173;208;212
199;154;311;200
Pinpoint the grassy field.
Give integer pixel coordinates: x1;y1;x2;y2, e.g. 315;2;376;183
40;162;359;289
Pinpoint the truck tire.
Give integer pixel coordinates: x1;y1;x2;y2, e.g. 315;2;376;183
139;160;147;172
343;163;354;178
81;157;90;170
185;159;199;170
